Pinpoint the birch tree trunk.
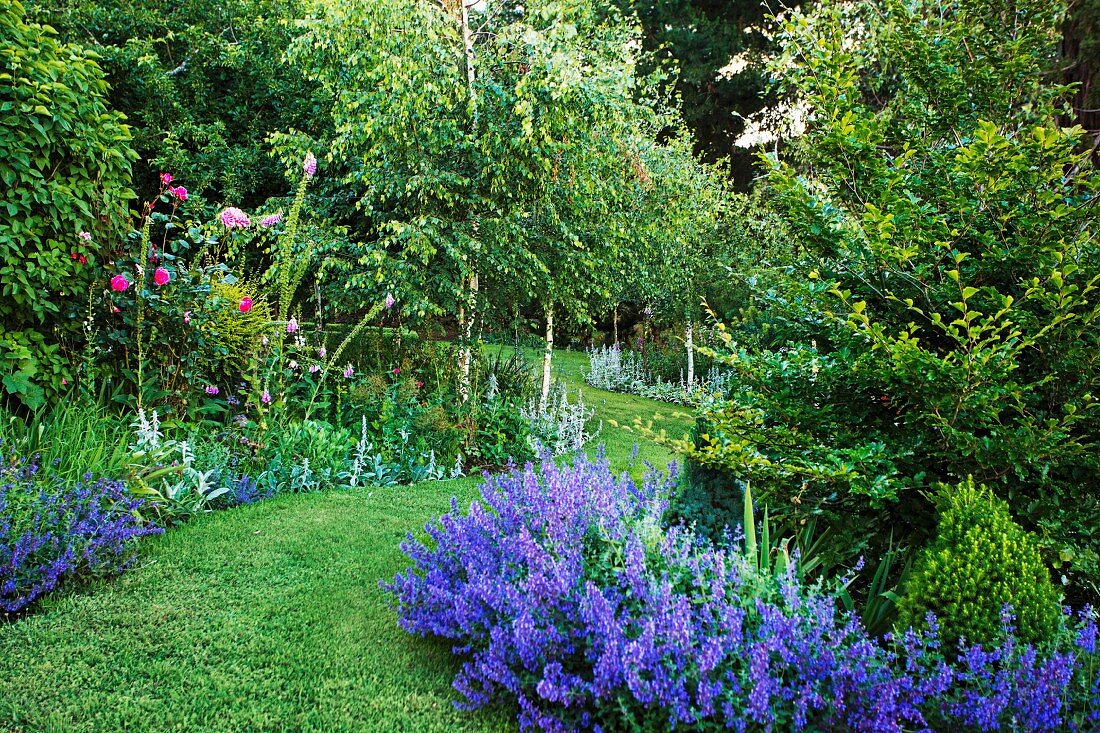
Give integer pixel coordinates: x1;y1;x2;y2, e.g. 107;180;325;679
456;1;478;402
460;0;476;99
613;305;619;345
459;271;478;402
540;303;554;410
686;318;695;386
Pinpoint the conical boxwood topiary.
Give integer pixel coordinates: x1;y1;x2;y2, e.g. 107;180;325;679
896;477;1061;647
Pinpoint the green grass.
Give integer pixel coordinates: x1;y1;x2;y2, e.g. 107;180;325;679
0;349;692;732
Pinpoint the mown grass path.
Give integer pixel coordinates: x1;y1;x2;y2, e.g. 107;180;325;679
0;349;691;732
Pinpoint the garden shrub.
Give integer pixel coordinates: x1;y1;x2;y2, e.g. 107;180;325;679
389;454;1100;731
680;0;1100;600
667;418;746;541
88;190;271;408
197;278;272;382
898;478;1063;647
0;0;136;409
0;454;161;614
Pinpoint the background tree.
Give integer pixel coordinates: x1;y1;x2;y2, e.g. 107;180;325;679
1062;0;1100;159
26;0;322;209
615;0;806;186
290;0;672;398
632;133;731;384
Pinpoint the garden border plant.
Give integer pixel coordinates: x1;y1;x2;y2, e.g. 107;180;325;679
388;453;1100;732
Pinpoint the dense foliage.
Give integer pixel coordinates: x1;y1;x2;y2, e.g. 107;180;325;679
619;0;799;182
25;0;320;208
2;0;1099;728
681;0;1100;599
0;1;136;409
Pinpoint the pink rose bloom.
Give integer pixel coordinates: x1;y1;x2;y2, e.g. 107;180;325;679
260;213;283;227
261;390;271;404
416;380;423;388
168;186;188;201
220;207;251;228
303;153;317;179
62;378;69;386
239;297;253;313
384;293;395;309
153;267;170;286
286;317;299;334
343;366;354;379
160;173;173;184
112;306;121;313
110;274;129;291
78;231;92;242
392;368;400;376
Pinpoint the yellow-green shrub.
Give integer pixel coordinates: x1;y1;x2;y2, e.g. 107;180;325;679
195;279;271;381
897;478;1062;647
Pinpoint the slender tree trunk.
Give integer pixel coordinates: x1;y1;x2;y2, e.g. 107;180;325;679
686;318;695;386
456;3;478;402
457;297;466;393
460;271;478;402
613;305;619;345
541;303;554;410
461;0;476;101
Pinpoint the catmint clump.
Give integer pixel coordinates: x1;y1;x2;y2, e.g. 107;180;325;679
388;455;1100;732
1;455;162;613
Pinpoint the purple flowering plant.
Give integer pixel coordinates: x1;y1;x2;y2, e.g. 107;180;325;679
388;454;1100;731
1;453;162;614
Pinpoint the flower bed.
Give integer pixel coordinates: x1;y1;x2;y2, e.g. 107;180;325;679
388;455;1100;731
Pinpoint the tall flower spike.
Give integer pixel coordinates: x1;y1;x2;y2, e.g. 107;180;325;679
303;153;317;179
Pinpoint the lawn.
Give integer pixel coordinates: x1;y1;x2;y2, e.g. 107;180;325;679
0;349;691;732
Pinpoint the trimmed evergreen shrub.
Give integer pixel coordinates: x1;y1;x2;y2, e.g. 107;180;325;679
668;418;745;541
898;478;1063;647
